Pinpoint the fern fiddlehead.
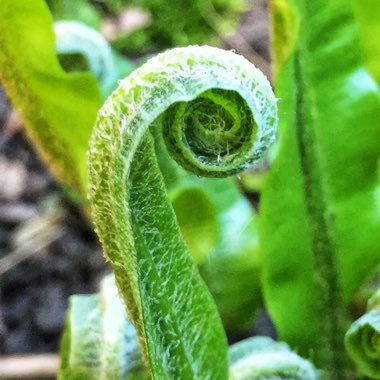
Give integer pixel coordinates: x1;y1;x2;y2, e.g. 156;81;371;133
88;45;277;379
229;336;320;379
345;289;380;378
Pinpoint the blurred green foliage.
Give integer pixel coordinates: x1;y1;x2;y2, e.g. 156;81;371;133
104;0;247;54
0;0;101;196
54;20;135;98
59;275;148;380
262;0;380;377
352;0;380;85
0;0;262;338
47;0;101;29
47;0;247;55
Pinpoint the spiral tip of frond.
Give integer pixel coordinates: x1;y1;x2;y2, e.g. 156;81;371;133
345;309;380;379
132;45;278;177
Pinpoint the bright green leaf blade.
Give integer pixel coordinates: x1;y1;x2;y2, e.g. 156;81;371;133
261;0;380;375
0;0;101;196
172;187;219;264
352;0;380;84
199;179;262;332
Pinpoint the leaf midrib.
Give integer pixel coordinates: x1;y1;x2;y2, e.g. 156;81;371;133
293;37;345;378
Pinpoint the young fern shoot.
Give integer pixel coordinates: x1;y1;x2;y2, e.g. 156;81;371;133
60;276;319;380
54;21;114;85
88;45;277;379
54;20;135;99
345;289;380;378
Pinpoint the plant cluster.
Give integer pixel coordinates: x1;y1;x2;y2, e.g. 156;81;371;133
1;0;380;379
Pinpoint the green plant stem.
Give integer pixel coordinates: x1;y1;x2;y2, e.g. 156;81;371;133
293;51;345;377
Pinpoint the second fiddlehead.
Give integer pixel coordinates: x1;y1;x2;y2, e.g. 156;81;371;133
54;20;135;98
88;45;277;378
54;21;114;87
345;289;380;378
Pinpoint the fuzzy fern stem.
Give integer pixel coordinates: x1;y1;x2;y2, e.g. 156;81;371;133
88;45;277;379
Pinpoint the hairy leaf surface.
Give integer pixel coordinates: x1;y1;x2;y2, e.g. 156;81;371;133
88;46;277;379
149;125;263;331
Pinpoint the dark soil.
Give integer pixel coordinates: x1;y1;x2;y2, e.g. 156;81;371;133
0;87;110;355
0;0;271;359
